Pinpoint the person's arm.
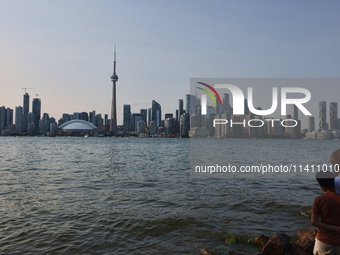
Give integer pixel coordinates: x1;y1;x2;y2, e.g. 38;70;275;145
311;212;340;233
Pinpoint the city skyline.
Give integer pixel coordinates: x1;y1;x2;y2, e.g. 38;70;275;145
1;1;340;125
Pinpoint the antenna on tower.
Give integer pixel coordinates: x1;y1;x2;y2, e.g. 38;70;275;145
22;88;33;93
113;44;117;73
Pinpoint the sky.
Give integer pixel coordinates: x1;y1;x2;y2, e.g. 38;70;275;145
1;1;340;127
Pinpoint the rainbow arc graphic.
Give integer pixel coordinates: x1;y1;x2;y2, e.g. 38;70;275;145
196;82;222;106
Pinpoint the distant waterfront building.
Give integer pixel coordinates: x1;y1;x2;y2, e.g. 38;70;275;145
244;99;249;115
185;94;196;116
58;118;63;127
123;105;131;132
223;93;232;114
308;117;315;133
94;114;103;131
23;92;29;132
215;95;221;115
164;118;175;135
43;113;49;132
148;108;151;126
220;113;231;138
291;104;298;121
151;100;162;127
28;112;35;125
165;113;173;119
180;113;190;136
330;102;338;130
140;109;147;123
319;101;327;129
32;97;41;132
131;113;144;131
39;119;46;135
0;106;5;131
178;99;184;117
137;120;146;136
15;106;23;133
28;123;35;136
50;123;57;136
6;108;13;128
149;121;157;136
81;112;89;122
63;114;70;124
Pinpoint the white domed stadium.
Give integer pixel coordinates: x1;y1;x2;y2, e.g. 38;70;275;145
58;120;97;135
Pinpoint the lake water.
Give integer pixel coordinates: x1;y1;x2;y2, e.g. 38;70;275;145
0;137;339;254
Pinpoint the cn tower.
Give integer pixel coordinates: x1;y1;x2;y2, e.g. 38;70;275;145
110;45;118;134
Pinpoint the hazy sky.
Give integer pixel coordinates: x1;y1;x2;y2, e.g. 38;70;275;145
1;1;340;126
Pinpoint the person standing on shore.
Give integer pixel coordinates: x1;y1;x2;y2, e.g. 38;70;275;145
331;149;340;194
311;171;340;254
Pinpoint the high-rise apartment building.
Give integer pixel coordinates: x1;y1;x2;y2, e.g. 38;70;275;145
185;94;196;116
23;93;29;132
123;105;131;131
131;113;144;131
291;104;298;121
330;102;338;130
178;99;184;117
15;106;23;133
0;106;6;131
151;100;162;127
32;97;41;132
308;117;315;133
319;101;327;130
6;108;13;127
223;93;232;114
140;109;147;123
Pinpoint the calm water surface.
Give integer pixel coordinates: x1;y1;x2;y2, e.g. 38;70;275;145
0;137;339;254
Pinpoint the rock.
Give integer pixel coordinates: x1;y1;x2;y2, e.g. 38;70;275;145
255;235;270;249
296;238;314;255
297;229;317;242
262;232;292;255
289;241;307;255
225;235;239;245
201;249;212;255
252;253;261;255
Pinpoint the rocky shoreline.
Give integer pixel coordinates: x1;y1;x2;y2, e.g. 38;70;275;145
201;228;317;255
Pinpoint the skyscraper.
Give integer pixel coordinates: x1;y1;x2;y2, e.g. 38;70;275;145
110;45;118;134
319;101;326;130
148;108;151;126
6;108;13;127
178;99;184;117
185;94;196;116
291;104;298;121
15;106;23;133
0;106;5;131
123;105;131;131
32;97;41;133
151;100;162;127
140;109;147;123
215;95;221;115
244;99;249;115
330;102;338;130
23;92;29;132
308;117;315;133
222;93;232;114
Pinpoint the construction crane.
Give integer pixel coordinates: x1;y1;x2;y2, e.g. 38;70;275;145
22;88;33;93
